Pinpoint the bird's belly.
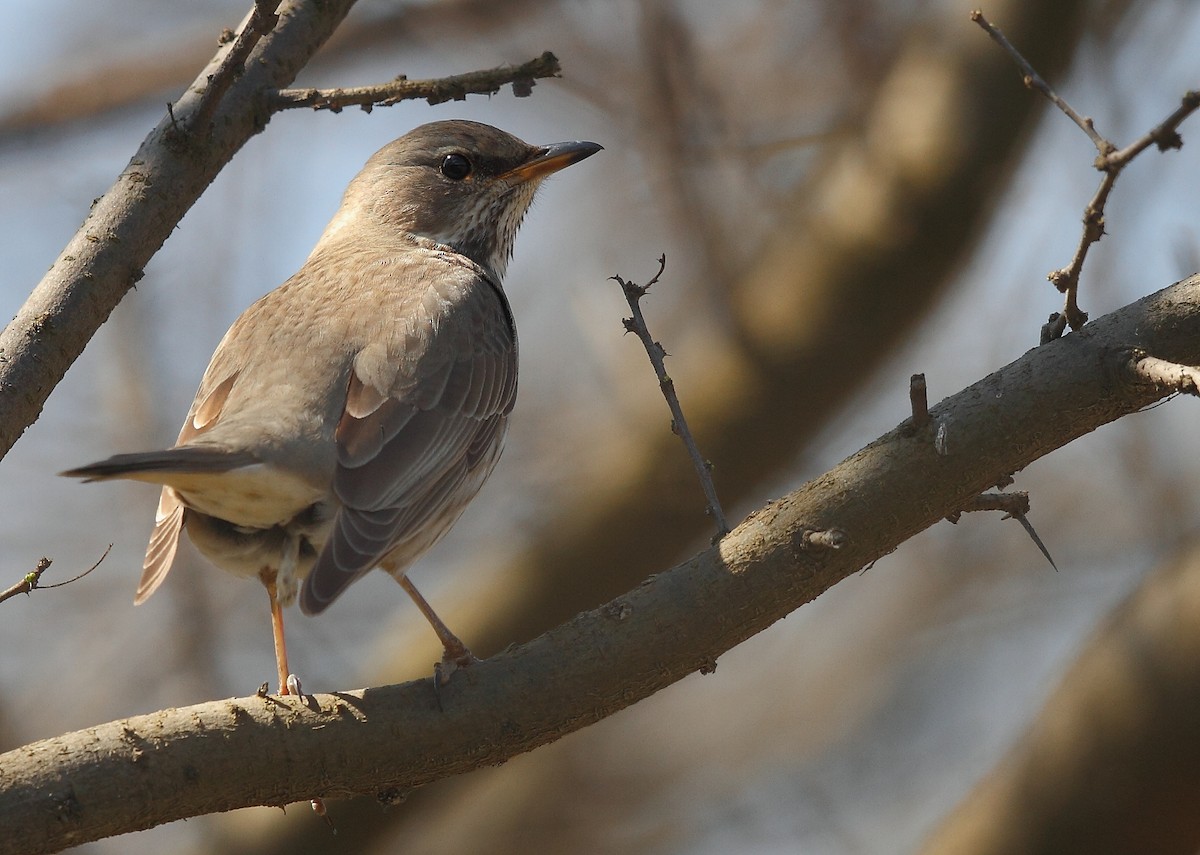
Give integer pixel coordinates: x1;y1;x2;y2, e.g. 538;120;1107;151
173;463;327;528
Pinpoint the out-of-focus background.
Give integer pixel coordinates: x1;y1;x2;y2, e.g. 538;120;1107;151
3;0;1200;852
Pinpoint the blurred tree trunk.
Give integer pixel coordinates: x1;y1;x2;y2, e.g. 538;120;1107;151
921;542;1200;855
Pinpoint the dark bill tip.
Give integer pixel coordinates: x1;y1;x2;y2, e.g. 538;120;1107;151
502;140;603;182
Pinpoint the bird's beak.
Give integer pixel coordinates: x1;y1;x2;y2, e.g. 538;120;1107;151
501;140;603;183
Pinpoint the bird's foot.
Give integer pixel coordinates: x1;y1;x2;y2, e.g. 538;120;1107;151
433;640;479;688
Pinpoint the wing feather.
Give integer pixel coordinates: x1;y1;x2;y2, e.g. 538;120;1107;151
299;267;516;615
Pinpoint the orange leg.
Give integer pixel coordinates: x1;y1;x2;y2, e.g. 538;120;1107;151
397;574;477;672
264;575;292;696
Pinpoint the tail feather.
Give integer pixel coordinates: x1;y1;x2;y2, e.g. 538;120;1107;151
60;447;258;483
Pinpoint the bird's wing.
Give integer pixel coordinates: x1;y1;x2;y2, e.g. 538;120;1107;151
299;264;517;614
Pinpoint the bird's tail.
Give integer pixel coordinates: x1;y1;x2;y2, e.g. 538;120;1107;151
60;447;257;483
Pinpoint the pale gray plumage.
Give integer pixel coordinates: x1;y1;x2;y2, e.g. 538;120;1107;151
63;120;601;688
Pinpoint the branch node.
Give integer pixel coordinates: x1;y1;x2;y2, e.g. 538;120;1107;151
187;1;284;135
1040;312;1067;344
934;420;949;456
798;527;848;551
377;787;409;807
1122;350;1200;396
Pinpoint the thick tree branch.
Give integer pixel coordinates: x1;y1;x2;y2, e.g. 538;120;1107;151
4;274;1200;854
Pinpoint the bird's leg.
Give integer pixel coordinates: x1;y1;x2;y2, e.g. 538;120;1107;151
397;574;478;683
262;571;293;696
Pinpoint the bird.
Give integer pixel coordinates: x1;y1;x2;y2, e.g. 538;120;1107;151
62;120;602;695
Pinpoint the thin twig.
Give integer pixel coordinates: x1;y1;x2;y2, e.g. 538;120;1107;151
1105;90;1200;169
970;11;1109;153
186;0;283;135
271;52;562;112
0;545;112;605
973;12;1200;335
611;255;730;540
40;544;112;590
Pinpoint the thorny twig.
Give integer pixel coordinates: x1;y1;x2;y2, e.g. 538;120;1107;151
972;10;1200;335
611;255;730;540
271;52;561;112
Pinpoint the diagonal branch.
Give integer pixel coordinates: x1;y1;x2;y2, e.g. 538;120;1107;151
4;273;1200;854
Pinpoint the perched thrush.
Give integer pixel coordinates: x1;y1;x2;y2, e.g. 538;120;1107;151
63;120;602;693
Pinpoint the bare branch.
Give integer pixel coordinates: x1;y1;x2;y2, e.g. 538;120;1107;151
954;491;1031;517
0;545;110;605
973;11;1199;334
970;10;1110;154
36;544;111;590
612;255;730;539
1105;90;1200;168
271;51;561;112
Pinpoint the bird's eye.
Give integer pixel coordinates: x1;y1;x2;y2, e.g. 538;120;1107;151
440;153;472;180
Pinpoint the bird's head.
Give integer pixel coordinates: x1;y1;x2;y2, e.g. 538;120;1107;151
323;120;602;282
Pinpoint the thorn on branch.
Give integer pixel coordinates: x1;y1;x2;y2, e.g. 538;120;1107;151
948;491;1057;569
609;255;730;540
